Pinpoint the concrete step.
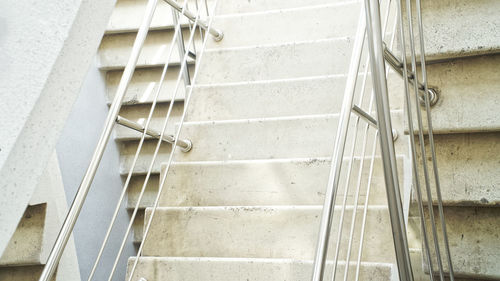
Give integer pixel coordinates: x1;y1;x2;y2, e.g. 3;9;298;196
176;112;405;161
422;206;500;280
152;156;406;207
127;174;160;209
408;54;500;134
126;257;396;281
106;66;193;105
410;249;484;281
197;38;355;84
402;0;500;62
98;29;198;70
187;72;404;121
416;132;500;206
215;0;347;15
132;208;145;244
119;139;172;175
115;102;183;141
207;2;360;48
0;204;46;267
106;0;197;34
141;206;396;262
0;265;55;281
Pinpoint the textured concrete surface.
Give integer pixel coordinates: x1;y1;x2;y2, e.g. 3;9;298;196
154;157;405;207
106;67;193;104
198;38;355;83
416;133;500;206
0;0;115;255
423;207;500;279
0;265;55;281
0;204;46;266
126;257;395;281
408;54;500;134
402;0;500;61
98;29;198;70
177;111;404;161
188;72;404;121
142;206;396;262
215;0;347;15
207;2;360;48
119;139;173;175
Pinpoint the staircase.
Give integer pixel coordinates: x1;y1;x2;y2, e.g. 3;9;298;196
0;154;80;281
92;0;499;280
402;0;500;280
100;0;404;280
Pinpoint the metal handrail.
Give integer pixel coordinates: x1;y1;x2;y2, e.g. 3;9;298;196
38;0;222;280
311;0;454;279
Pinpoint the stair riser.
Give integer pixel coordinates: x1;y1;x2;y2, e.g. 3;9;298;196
422;206;500;280
407;54;500;134
188;72;404;121
115;103;183;141
106;67;193;105
416;132;500;206
207;3;360;48
401;0;500;61
176;112;405;161
154;157;405;207
98;29;198;70
197;39;355;83
142;206;396;263
126;257;395;281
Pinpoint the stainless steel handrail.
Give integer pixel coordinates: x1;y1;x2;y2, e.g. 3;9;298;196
364;0;414;279
38;1;160;280
39;0;223;280
163;0;223;40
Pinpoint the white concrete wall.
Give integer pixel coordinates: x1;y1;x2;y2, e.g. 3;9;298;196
57;59;135;281
0;0;116;255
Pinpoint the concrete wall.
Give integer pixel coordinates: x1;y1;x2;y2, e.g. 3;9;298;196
0;0;116;255
57;59;135;281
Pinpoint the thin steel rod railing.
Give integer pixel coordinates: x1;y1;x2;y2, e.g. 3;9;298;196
394;0;436;279
171;8;192;86
38;1;159;280
364;0;414;279
126;2;219;280
105;3;204;280
84;2;190;279
311;6;366;280
414;0;455;277
341;3;396;279
404;0;446;279
163;0;223;40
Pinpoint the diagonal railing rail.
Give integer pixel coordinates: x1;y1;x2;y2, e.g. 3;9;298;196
38;1;223;280
311;0;454;280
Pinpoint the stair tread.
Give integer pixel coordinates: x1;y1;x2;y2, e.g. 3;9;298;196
126;256;395;281
141;205;396;262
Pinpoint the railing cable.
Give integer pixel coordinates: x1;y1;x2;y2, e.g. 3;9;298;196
126;1;219;280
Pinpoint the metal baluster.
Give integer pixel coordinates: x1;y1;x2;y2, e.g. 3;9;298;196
414;0;455;278
311;5;366;280
105;2;203;281
38;1;159;280
341;0;394;279
85;2;190;280
394;0;437;279
126;2;219;280
364;0;414;279
404;0;445;279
